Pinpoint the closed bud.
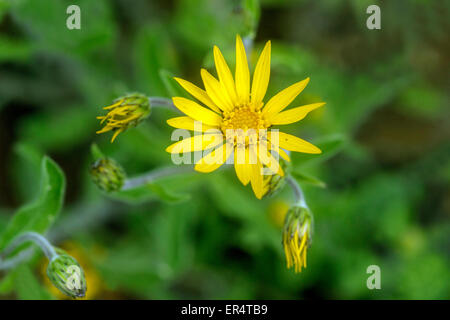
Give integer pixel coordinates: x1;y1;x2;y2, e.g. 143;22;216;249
263;159;291;198
46;249;87;298
90;158;126;192
96;93;151;142
282;205;313;273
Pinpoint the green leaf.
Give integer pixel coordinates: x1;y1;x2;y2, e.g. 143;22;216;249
291;134;346;168
242;0;261;37
290;171;326;188
134;26;178;95
113;182;190;204
13;264;53;300
147;183;190;203
90;143;105;160
159;69;188;98
10;0;115;56
0;156;66;251
0;272;15;295
0;0;10;21
12;143;44;202
0;37;31;62
18;107;97;152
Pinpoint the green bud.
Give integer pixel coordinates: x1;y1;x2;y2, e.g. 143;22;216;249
263;159;291;198
90;158;126;192
46;249;87;298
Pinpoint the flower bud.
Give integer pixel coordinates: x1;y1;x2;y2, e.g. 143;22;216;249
282;205;313;273
263;159;291;198
90;158;126;192
96;93;151;142
46;249;87;298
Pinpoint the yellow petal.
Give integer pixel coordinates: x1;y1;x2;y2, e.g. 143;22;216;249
262;78;310;117
250;159;265;199
234;146;250;186
111;128;124;143
195;143;233;173
269;102;325;125
96;126;113;134
259;147;284;176
214;45;238;104
103;99;124;110
201;69;233;112
262;134;291;162
166;133;223;153
235;35;250;104
278;148;291;162
174;77;221;113
167;116;219;132
251;41;271;107
172;97;223;126
277;132;321;154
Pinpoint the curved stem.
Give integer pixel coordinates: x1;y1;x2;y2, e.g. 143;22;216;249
0;232;57;270
0;248;34;270
286;175;307;208
122;165;194;190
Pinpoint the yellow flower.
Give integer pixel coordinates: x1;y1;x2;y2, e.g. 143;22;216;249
282;205;313;273
96;93;151;142
166;35;324;199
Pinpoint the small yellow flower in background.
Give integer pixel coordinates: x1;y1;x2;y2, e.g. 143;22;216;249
166;35;325;199
282;205;313;273
97;93;151;142
268;200;290;228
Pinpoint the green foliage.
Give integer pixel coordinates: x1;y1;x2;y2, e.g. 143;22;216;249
114;181;191;204
159;69;189;98
0;0;449;300
291;134;346;169
12;265;53;300
0;157;65;251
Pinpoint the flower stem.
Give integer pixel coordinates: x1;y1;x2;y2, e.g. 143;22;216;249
122;165;194;190
286;175;307;208
243;36;254;60
148;97;178;112
0;232;57;270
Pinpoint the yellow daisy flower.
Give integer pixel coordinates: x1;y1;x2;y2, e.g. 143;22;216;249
166;35;324;199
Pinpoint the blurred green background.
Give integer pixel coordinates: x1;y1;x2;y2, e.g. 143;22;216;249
0;0;449;299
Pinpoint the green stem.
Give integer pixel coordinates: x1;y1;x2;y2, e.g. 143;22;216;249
0;232;57;270
286;175;307;208
148;97;178;112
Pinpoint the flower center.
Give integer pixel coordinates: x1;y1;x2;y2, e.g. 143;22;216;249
221;105;269;133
